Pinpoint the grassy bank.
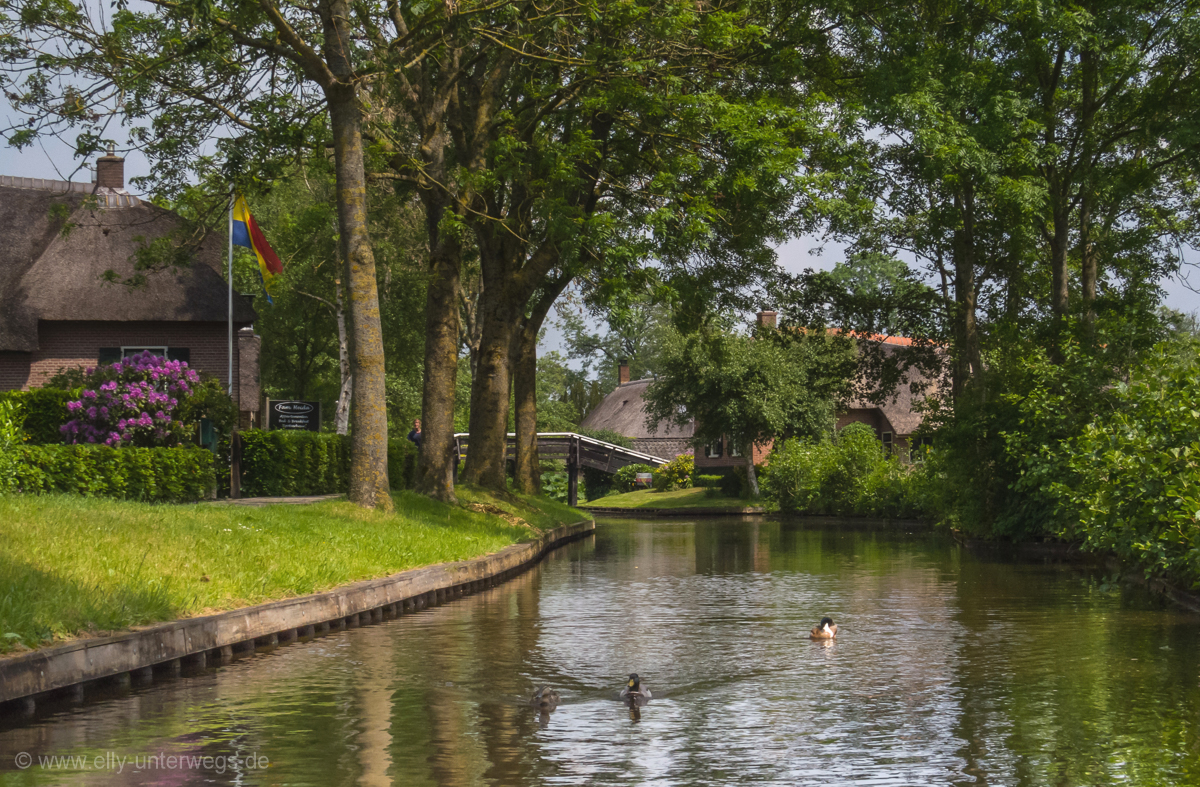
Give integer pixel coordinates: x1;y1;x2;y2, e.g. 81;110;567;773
0;487;586;655
582;487;759;510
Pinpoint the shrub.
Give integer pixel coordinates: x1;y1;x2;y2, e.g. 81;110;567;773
695;474;724;488
388;437;419;491
235;430;418;497
12;444;215;502
1057;345;1200;585
652;454;694;491
61;351;200;447
613;463;654;493
238;430;350;497
761;423;931;518
0;389;72;445
0;398;24;493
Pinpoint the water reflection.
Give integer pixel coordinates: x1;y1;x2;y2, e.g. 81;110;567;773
3;521;1200;786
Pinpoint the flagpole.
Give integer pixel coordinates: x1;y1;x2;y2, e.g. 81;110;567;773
228;185;234;396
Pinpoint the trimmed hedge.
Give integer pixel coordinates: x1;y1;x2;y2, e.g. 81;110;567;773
0;389;72;445
236;430;419;497
11;444;216;502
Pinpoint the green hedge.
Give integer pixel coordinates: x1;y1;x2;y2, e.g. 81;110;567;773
11;444;215;502
236;430;419;497
0;389;72;445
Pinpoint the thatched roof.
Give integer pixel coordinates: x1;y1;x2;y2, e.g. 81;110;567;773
845;341;937;436
0;181;255;351
579;378;694;440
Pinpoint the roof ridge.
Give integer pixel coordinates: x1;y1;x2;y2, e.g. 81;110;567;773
0;175;140;207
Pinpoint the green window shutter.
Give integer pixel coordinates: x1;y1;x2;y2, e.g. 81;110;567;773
98;348;121;365
167;347;191;364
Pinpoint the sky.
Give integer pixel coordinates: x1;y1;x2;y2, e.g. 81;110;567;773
3;139;1198;366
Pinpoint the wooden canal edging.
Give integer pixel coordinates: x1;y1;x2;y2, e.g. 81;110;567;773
0;518;595;719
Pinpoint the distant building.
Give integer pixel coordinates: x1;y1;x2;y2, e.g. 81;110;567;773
0;151;261;424
583;311;932;475
577;361;692;460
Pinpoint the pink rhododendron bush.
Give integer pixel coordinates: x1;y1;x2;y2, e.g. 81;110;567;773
61;351;201;447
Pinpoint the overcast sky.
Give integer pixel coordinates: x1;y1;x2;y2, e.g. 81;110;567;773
4;139;1197;367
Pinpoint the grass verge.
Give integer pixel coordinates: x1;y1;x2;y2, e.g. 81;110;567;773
0;487;586;655
581;486;759;510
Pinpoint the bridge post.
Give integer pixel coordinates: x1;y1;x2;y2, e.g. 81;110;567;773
567;436;579;507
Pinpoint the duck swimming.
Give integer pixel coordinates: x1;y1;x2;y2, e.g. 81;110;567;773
530;686;560;710
619;673;652;706
810;617;838;640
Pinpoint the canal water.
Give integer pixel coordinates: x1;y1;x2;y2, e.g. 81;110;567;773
3;518;1200;786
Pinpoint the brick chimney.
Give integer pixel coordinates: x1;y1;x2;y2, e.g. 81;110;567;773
95;145;124;190
756;310;778;329
618;358;630;385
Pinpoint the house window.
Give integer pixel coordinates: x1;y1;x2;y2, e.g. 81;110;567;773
881;432;894;453
729;441;742;458
704;439;723;458
121;346;168;360
99;347;191;365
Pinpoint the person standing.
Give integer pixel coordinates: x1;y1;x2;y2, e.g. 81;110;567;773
407;418;422;451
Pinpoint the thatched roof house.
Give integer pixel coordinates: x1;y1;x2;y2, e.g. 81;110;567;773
578;364;693;459
0;153;260;417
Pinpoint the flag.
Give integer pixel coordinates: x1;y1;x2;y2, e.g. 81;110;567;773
232;194;283;302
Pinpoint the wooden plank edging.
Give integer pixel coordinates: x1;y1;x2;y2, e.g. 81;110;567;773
0;518;594;709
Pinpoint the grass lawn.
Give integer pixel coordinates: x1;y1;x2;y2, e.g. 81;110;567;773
582;486;759;510
0;487;586;655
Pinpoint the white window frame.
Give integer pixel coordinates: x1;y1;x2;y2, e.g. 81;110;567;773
121;346;168;359
729;441;742;458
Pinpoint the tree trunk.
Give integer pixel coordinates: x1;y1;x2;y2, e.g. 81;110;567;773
333;278;352;435
744;449;759;498
510;324;540;495
511;284;562;495
462;291;518;490
951;186;981;403
415;204;462;503
321;0;392;510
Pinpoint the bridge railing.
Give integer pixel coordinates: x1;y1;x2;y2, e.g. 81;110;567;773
452;432;670;506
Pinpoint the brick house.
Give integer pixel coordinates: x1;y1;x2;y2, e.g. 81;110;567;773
0;152;261;422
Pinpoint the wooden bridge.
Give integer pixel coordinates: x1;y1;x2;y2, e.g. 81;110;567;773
453;432;669;506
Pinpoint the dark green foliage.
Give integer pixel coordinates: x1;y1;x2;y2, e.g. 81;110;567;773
387;438;419;492
1054;344;1200;586
695;474;724;488
235;430;419;497
177;377;239;437
237;430;351;497
12;445;216;502
612;463;654;493
762;424;930;519
0;389;71;445
720;470;745;499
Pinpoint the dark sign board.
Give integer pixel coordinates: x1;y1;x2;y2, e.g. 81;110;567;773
267;400;321;432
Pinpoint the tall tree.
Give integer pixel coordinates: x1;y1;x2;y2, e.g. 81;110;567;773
0;0;438;508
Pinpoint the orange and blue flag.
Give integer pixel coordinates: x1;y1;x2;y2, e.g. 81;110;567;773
232;195;283;302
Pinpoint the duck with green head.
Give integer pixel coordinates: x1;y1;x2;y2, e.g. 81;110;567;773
619;673;652;706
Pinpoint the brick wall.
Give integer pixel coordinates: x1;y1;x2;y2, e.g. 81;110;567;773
694;436;771;470
0;321;251;402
